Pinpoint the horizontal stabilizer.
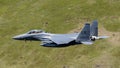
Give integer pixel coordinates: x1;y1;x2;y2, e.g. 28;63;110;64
81;41;93;45
99;36;109;39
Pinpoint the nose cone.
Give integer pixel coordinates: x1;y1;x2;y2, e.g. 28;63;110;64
13;36;23;40
12;34;26;40
12;36;22;40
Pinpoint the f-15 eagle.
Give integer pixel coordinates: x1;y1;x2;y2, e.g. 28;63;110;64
13;20;109;47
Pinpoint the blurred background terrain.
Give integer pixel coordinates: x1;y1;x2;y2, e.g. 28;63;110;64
0;0;120;68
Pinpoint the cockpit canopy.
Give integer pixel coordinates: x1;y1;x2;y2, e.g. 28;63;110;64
27;30;45;34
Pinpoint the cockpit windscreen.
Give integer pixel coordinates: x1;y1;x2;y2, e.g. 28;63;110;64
27;30;45;34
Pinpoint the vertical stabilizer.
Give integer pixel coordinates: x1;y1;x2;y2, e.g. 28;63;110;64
90;20;98;36
76;23;90;43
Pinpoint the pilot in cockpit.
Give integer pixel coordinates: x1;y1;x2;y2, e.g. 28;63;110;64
27;30;45;34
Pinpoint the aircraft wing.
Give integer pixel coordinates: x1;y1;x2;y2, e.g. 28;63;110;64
33;33;77;45
49;35;75;45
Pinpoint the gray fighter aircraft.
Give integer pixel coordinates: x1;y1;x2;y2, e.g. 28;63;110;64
13;20;109;47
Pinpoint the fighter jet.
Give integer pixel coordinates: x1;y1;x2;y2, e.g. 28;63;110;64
13;20;109;47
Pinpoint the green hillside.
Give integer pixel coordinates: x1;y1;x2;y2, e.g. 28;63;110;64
0;0;120;68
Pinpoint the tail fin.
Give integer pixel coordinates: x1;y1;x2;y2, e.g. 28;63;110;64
76;23;90;43
90;20;98;36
